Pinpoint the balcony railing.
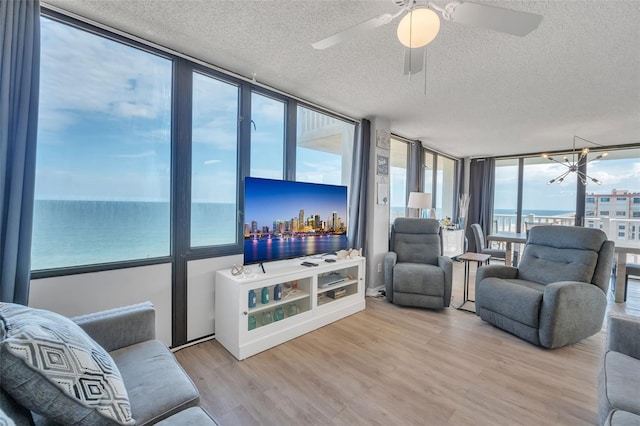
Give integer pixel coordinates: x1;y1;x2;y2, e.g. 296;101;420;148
493;213;640;262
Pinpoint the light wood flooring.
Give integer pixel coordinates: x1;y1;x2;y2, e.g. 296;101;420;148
175;261;640;426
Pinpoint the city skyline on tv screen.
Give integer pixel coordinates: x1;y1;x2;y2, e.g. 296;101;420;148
243;177;348;264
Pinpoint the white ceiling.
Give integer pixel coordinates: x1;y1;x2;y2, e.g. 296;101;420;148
43;0;640;158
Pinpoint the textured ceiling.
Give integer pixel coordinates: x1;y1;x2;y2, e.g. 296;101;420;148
42;0;640;158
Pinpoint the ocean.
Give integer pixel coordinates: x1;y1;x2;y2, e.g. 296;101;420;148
31;201;576;270
31;200;237;270
494;209;575;217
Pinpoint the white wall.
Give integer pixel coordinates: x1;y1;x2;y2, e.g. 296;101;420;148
29;254;246;346
365;117;391;294
29;263;173;345
186;254;242;341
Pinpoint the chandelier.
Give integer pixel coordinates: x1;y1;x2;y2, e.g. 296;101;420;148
542;136;608;185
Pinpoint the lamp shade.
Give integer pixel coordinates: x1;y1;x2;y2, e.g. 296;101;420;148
397;8;441;48
407;192;432;209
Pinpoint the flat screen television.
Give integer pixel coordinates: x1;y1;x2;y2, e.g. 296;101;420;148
243;177;349;266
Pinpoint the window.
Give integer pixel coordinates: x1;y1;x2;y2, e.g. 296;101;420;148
191;73;240;247
493;158;520;232
423;151;434;195
586;197;596;203
522;156;576;226
390;138;408;223
634;212;640;218
585;148;640;241
32;18;172;270
251;92;285;179
296;106;354;186
634;198;640;203
619;225;626;230
435;156;455;220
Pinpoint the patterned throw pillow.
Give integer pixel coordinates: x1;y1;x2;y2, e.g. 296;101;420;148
0;303;134;425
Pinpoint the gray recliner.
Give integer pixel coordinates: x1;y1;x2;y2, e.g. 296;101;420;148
384;218;453;309
475;225;614;348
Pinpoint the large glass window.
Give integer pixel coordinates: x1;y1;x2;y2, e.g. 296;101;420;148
191;73;240;248
251;92;285;179
390;138;408;223
493;158;520;232
583;148;640;253
522;156;576;227
435;156;455;220
296;106;354;186
423;151;434;197
32;18;172;270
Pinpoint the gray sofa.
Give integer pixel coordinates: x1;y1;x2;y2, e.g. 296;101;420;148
384;218;453;309
475;225;614;348
0;302;217;425
599;313;640;426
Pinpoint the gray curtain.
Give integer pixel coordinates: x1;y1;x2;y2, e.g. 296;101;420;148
347;119;370;253
0;0;40;304
466;158;495;252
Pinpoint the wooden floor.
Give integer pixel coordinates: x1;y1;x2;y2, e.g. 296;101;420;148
175;261;640;426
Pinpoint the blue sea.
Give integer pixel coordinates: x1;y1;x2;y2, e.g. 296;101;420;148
494;209;575;217
31;200;237;270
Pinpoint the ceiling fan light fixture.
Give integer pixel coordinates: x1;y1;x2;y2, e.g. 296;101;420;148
397;7;440;48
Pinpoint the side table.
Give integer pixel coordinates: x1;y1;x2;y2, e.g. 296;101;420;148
456;252;491;312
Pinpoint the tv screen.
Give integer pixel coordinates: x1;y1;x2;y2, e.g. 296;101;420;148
243;177;348;265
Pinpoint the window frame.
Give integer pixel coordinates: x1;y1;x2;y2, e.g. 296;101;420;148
33;8;358;278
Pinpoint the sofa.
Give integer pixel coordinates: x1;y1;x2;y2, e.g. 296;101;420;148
0;302;217;425
599;313;640;425
475;225;614;348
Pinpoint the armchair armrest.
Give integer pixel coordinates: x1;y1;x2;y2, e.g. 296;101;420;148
606;313;640;359
384;252;398;301
72;301;156;352
475;264;518;284
539;281;606;348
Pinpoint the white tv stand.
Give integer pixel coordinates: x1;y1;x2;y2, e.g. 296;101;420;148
215;256;366;360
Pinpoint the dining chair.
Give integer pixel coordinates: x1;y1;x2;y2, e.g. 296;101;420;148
471;223;506;261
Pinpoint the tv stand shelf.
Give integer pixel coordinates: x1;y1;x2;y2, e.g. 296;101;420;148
215;256;366;360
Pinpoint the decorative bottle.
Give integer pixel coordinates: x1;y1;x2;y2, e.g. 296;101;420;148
273;284;282;301
248;289;256;308
261;287;269;304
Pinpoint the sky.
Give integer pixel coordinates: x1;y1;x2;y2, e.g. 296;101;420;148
36;17;352;204
495;154;640;212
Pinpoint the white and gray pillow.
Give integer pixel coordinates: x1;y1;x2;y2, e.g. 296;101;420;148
0;303;134;425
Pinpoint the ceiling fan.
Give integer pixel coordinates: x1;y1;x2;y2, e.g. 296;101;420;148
312;0;543;74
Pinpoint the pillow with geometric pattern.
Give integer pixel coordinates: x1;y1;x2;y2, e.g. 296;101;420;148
0;303;134;425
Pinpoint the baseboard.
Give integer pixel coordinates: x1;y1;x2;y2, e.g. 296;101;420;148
366;285;384;297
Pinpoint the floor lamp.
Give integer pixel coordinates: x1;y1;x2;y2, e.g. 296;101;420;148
407;192;434;219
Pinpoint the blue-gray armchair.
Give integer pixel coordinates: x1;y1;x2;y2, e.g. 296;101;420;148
384;218;453;309
475;225;614;348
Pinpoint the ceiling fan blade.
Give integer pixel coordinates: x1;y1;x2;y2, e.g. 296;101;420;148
447;2;543;36
403;46;425;75
312;13;394;50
